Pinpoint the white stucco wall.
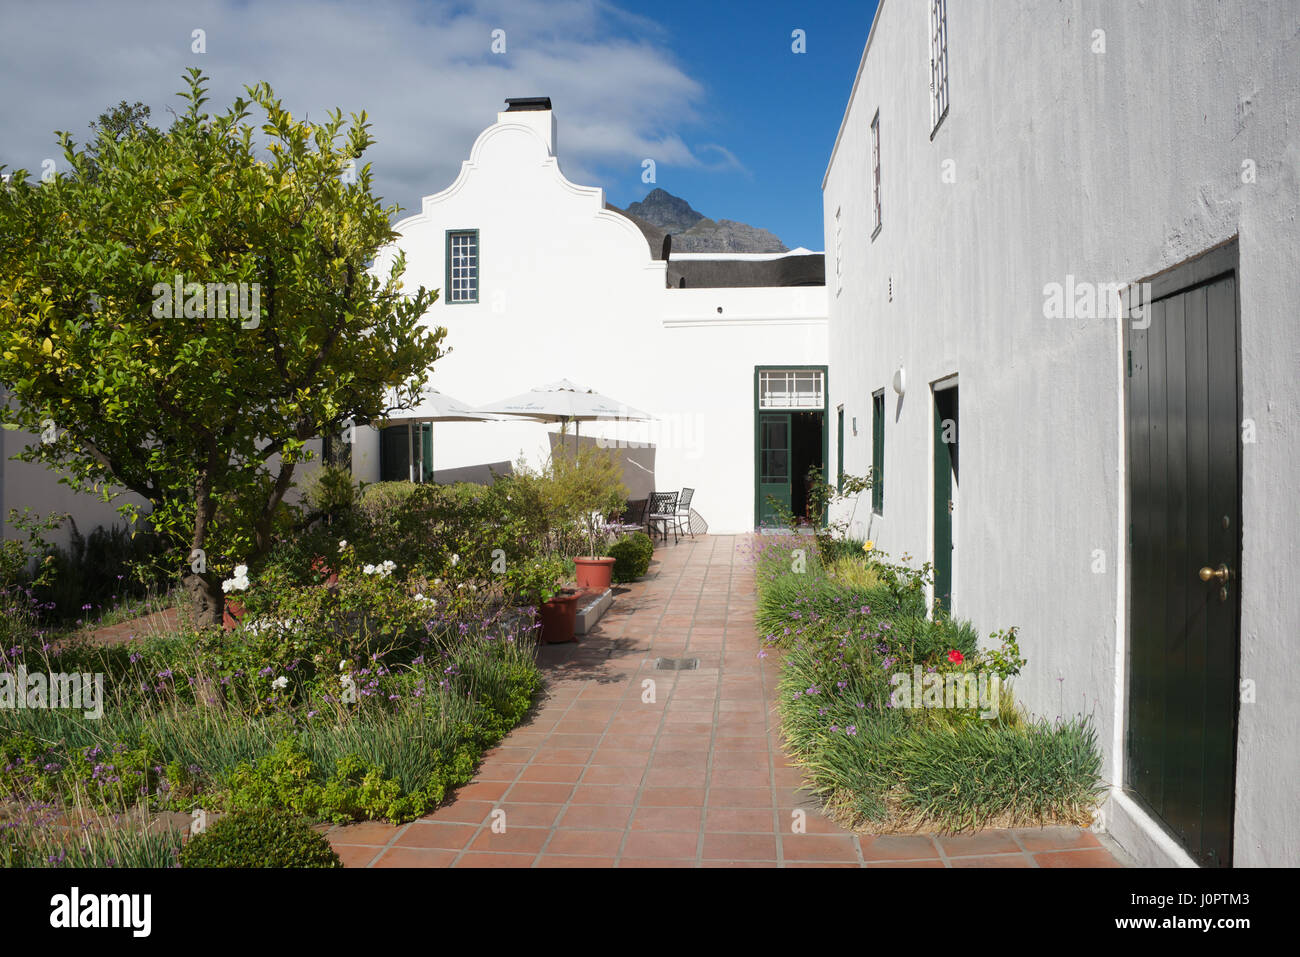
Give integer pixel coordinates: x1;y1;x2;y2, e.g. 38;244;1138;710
824;0;1299;866
363;108;828;534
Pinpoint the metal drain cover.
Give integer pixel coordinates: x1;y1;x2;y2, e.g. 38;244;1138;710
654;657;699;671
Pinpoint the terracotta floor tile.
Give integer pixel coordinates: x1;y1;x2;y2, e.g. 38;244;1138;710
372;846;459;868
519;763;586;783
620;830;700;860
781;834;862;862
469;826;551;855
702;833;779;861
581;765;647;786
394;821;478;850
535;855;617;868
570;784;641;805
332;843;385;868
493;803;565;828
558;804;635;830
327;820;400;845
705;807;776;833
638;786;707;807
949;853;1033;868
1014;827;1103;853
859;834;941;862
937;830;1022;858
630;806;705;832
1034;848;1122;868
590;748;653;768
531;747;595;765
504;782;577;804
422;800;495;825
452;852;536;868
708;786;777;809
544;829;626;857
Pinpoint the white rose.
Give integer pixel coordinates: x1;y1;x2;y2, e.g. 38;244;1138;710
338;540;348;550
271;676;288;690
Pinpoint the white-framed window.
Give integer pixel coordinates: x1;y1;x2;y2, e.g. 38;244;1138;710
759;369;825;410
870;111;881;236
834;207;843;294
930;0;949;134
446;229;479;304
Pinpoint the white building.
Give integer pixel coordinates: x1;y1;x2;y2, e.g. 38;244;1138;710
824;0;1299;866
355;97;829;534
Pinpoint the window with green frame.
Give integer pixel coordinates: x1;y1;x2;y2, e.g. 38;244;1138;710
446;229;479;303
871;391;884;514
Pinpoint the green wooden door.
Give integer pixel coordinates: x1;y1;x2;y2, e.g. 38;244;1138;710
933;387;958;612
758;413;792;526
1127;253;1240;867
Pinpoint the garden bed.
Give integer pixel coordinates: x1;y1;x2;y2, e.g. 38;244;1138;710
747;534;1105;835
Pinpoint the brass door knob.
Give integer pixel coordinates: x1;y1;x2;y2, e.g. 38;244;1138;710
1198;564;1230;583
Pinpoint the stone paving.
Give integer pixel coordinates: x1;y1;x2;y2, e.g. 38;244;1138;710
326;534;1123;868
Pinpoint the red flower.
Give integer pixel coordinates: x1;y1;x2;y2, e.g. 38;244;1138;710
947;649;964;664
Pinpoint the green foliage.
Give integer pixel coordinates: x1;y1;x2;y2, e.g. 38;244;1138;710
503;554;568;606
301;464;359;518
179;808;341;868
0;70;446;620
751;532;1104;832
608;531;654;583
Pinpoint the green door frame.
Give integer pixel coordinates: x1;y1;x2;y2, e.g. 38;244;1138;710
753;365;829;529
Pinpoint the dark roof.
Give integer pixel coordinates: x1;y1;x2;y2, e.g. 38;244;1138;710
603;203;824;288
667;255;825;288
504;96;552;111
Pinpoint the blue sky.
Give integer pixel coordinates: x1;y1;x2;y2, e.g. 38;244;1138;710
591;0;879;248
0;0;878;251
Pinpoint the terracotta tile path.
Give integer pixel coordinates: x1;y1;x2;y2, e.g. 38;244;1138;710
326;535;1124;868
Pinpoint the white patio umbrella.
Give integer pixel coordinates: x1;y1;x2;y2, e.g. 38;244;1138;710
476;378;653;455
379;385;499;482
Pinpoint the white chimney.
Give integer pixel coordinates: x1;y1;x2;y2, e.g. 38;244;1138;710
498;96;556;156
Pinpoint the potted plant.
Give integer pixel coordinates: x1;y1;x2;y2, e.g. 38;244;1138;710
552;447;628;591
507;556;578;644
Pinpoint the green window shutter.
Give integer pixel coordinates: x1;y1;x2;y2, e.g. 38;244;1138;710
871;392;884;514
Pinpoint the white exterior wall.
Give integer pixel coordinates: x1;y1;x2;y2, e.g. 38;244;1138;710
824;0;1299;866
0;425;144;547
364;109;828;534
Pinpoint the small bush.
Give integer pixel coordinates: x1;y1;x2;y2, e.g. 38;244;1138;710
179;808;342;868
609;532;654;583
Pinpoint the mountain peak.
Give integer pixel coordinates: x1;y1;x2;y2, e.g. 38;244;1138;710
623;188;788;254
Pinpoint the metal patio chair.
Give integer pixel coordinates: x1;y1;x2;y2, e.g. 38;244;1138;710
648;491;680;543
673;487;695;539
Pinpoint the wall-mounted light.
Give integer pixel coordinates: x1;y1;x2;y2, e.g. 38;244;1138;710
892;366;906;397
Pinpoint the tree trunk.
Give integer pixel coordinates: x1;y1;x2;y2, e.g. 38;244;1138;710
184;571;223;628
188;466;222;627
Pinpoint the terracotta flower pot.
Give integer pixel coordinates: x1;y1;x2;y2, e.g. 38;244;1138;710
573;556;616;591
222;598;245;631
537;589;580;644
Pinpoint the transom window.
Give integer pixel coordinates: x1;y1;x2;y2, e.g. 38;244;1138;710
447;230;479;304
759;370;825;410
930;0;949;134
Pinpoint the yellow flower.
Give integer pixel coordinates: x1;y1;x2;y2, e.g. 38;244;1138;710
863;540;875;552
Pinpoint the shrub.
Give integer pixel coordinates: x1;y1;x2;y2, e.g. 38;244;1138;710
179;808;342;868
609;532;653;583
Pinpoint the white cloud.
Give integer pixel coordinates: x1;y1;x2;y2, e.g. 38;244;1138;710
0;0;733;214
